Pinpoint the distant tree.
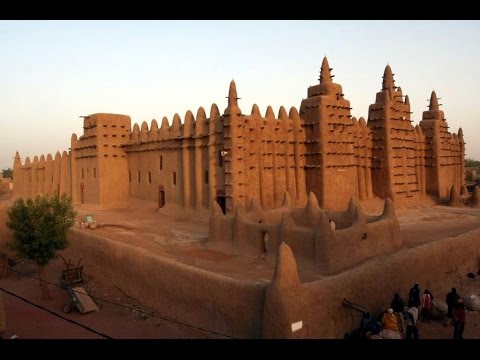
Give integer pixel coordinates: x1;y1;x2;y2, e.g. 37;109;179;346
1;168;12;179
466;158;480;168
6;194;76;299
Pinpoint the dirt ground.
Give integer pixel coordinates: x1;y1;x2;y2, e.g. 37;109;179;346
1;191;480;338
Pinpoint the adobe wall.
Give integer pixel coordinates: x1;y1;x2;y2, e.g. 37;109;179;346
62;230;267;338
126;108;217;211
263;228;480;338
208;193;402;274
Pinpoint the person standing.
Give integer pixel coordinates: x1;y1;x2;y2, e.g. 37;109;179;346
446;288;460;325
403;306;419;339
453;299;466;339
408;282;421;308
421;289;433;322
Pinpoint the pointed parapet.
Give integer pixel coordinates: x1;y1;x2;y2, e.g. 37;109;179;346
404;94;410;106
183;110;195;137
195;107;207;135
171;113;182;138
271;242;300;288
429;90;439;111
279;212;299;241
347;196;363;219
460;185;469;196
39;154;45;165
288;106;300;120
448;185;464;207
211;200;224;219
247;198;262;214
46;153;53;162
24;156;31;166
140;121;149;142
396;86;403;96
210;103;220;119
131;123;140;143
14;151;22;168
380;198;398;222
282;191;292;207
305;192;321;225
319;56;333;84
265;106;275;120
382;64;394;91
54;151;61;162
158;117;169;139
278;106;288;120
289;107;301;131
149;119;159;141
312;210;336;267
32;155;39;164
458;127;464;140
351;117;359;128
468;186;480;208
358;117;367;129
251;104;261;117
234;201;247;221
71;133;78;148
306;191;320;211
208;200;226;247
223;80;242;116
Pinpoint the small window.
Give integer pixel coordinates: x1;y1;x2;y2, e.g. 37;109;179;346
218;150;223;167
148;171;152;184
204;170;208;185
129;171;131;183
138;171;141;183
93;168;96;179
82;168;84;179
173;171;176;185
159;156;163;170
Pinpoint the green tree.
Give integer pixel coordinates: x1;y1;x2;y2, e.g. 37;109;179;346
6;194;77;299
1;168;12;179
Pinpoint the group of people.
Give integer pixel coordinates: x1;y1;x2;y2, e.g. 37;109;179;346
358;282;466;339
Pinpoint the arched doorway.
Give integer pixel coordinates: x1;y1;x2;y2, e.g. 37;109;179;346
158;185;165;208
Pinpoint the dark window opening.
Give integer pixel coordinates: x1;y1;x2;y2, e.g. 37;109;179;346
138;171;141;183
173;172;176;185
361;233;368;240
148;171;152;184
81;168;84;180
160;156;163;170
129;171;131;183
93;168;96;179
158;185;165;208
218;150;223;167
204;170;208;184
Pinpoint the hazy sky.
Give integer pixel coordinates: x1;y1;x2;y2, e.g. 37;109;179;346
1;20;479;170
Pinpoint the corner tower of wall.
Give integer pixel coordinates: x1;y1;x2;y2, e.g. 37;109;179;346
72;113;131;206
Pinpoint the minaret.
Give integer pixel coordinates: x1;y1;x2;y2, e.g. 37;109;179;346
420;90;460;198
420;90;444;197
222;80;245;213
13;151;24;198
224;80;242;116
319;57;332;84
368;64;418;202
300;57;357;210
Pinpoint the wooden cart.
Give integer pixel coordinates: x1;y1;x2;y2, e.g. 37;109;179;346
60;257;99;314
